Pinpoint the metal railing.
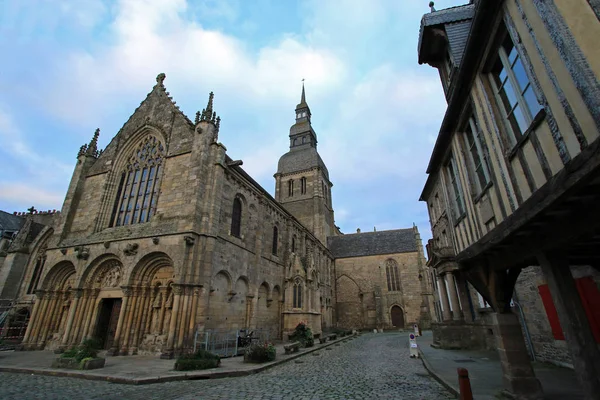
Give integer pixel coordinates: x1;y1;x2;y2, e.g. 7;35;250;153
193;329;270;358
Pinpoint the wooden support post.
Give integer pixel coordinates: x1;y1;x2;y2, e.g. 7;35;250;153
537;251;600;399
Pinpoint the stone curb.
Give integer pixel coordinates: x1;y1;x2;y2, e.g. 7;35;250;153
418;348;459;398
0;334;358;385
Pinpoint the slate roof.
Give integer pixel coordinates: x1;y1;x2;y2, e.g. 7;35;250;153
418;3;475;65
0;211;24;235
277;147;330;179
327;228;417;259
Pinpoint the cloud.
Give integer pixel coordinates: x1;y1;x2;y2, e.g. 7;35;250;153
39;0;346;131
0;183;64;210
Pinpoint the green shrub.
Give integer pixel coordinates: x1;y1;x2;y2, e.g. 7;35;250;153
290;322;314;348
174;349;220;371
244;342;276;363
61;348;78;359
60;338;100;362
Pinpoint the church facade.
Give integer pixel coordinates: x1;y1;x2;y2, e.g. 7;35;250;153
0;74;433;357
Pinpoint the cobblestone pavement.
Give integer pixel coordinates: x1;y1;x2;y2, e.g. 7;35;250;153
0;333;453;400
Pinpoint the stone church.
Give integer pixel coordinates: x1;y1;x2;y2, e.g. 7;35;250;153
0;74;433;357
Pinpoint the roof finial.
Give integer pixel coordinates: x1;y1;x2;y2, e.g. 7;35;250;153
301;78;306;104
199;92;220;128
429;1;436;12
85;128;100;157
156;73;166;86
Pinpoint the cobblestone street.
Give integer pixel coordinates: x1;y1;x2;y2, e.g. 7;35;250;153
0;333;452;399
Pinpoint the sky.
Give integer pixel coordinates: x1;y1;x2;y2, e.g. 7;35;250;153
0;0;465;247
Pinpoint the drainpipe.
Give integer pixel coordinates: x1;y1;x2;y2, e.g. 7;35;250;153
512;293;536;362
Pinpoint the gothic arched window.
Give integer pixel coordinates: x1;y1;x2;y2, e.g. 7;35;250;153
288;179;294;197
111;136;165;226
272;226;278;256
385;259;401;292
27;255;46;294
291;236;296;253
231;198;242;238
300;177;307;194
293;279;303;308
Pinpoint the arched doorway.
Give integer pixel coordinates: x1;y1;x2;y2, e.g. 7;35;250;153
390;305;404;328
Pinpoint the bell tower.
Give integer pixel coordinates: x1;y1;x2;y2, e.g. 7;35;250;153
274;84;335;243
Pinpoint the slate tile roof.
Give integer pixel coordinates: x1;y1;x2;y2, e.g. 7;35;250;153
0;211;24;236
327;228;417;259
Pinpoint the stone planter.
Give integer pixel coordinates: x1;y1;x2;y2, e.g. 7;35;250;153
81;357;106;370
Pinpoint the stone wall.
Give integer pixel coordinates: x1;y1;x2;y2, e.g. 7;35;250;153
514;265;600;367
334;251;429;330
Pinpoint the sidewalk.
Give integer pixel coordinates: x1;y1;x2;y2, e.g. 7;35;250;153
0;334;356;384
418;331;584;399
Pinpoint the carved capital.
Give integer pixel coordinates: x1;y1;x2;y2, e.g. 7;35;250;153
172;284;184;296
121;286;133;297
72;288;84;299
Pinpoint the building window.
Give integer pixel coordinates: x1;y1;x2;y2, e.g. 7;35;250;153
288;179;294;197
27;256;46;294
111;136;165;227
293;279;303;308
489;28;542;146
302;136;307;144
272;226;278;256
446;154;465;217
464;116;490;194
300;177;307;194
385;259;401;292
291;236;296;253
231;198;242;237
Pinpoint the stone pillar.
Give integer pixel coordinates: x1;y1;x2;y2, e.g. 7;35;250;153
445;272;463;321
455;273;473;322
30;292;51;347
492;312;543;399
163;284;183;358
157;287;168;334
131;286;151;354
176;287;191;351
187;286;201;346
37;292;60;348
245;295;254;329
107;287;131;356
120;287;140;355
537;251;600;399
81;289;100;341
21;290;43;347
61;289;82;348
73;289;93;343
437;276;452;321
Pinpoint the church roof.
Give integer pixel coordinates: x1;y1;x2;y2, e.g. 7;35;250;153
277;147;329;179
0;211;25;236
327;228;417;258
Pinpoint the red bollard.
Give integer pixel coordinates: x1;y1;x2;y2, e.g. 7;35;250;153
457;368;473;400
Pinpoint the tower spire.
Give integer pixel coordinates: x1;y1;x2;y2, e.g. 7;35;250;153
301;79;306;104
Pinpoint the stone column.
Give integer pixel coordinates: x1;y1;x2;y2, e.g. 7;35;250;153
163;284;183;358
492;312;543;399
120;287;140;355
37;292;60;348
445;272;463;321
176;286;191;351
68;289;89;345
455;272;473;322
245;295;254;329
74;289;93;343
61;289;82;348
537;251;600;399
30;292;51;347
82;289;101;341
436;276;452;321
131;286;151;354
157;287;168;334
21;290;44;347
107;287;131;356
187;286;201;348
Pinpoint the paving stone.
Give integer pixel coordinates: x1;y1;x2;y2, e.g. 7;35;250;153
0;334;453;399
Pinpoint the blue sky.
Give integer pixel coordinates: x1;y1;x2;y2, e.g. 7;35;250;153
0;0;465;245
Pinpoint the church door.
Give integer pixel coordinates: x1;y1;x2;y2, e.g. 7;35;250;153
390;306;404;328
95;298;122;349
